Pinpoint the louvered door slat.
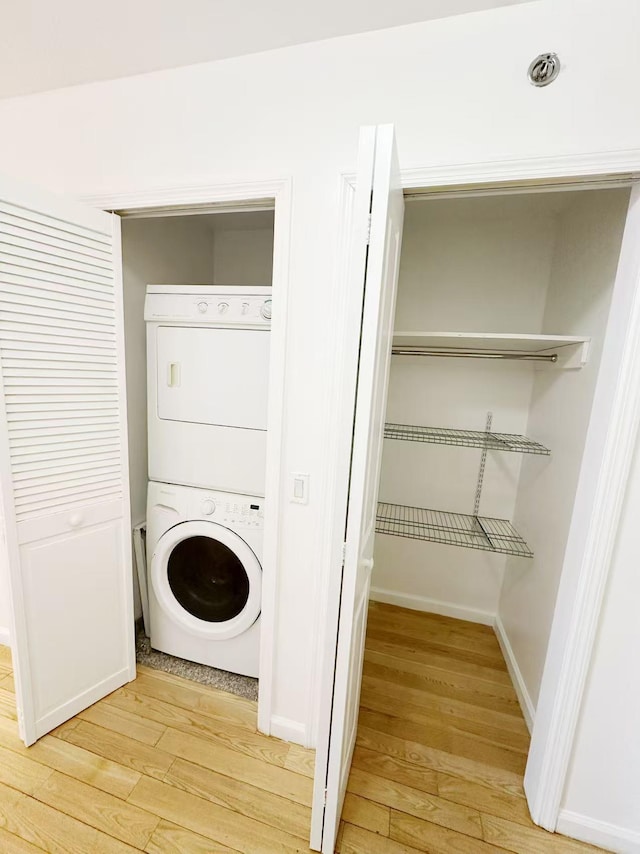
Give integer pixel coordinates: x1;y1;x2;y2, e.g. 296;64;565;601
0;209;122;524
0;222;112;260
0;200;111;244
2;270;114;297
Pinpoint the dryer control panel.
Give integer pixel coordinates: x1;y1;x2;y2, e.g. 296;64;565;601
145;286;272;328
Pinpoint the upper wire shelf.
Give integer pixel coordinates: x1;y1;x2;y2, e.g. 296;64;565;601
376;502;533;558
384;422;550;456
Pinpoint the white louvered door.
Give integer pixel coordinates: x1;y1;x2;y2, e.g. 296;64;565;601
0;174;135;745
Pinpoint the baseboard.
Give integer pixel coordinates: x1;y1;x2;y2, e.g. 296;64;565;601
557;810;640;853
0;627;10;647
269;715;306;746
369;587;494;626
494;615;535;732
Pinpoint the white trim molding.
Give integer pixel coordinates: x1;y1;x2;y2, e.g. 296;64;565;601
370;587;494;627
494;615;534;733
558;810;640;854
269;715;307;745
80;177;294;741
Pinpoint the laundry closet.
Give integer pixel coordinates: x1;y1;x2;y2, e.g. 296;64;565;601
372;186;630;707
120;209;274;682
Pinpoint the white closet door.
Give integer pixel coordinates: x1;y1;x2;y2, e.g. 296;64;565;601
0;173;134;745
311;125;404;852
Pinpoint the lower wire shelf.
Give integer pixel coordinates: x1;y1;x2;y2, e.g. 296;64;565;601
376;502;533;558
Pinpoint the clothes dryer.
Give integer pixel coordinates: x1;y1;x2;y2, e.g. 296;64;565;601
146;480;262;677
145;285;271;495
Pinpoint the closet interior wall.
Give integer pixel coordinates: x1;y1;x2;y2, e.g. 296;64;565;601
373;188;629;715
121;210;274;618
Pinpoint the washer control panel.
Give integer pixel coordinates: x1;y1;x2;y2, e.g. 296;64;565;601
196;494;263;530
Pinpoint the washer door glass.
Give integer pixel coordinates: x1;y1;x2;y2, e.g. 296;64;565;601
151;520;262;640
167;535;249;622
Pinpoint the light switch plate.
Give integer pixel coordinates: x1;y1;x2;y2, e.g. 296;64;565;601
291;472;310;504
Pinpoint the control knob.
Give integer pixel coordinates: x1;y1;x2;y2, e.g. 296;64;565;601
197;301;208;314
260;299;272;321
202;499;216;516
217;302;229;315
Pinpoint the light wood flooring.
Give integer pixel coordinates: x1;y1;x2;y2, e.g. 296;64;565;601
0;607;604;853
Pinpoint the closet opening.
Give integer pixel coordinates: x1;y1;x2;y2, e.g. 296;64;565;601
372;185;630;724
120;207;275;705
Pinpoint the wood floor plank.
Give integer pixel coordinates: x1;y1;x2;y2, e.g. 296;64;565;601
0;743;53;795
164;756;311;839
0;715;140;799
33;771;160;848
135;664;256;711
0;645;12;666
481;814;604;853
437;773;534;828
368;603;497;639
359;708;527;775
367;606;504;657
0;673;15;693
285;743;316;777
342;791;390;836
366;625;507;670
0;784;140;853
364;659;521;717
0;826;44;854
340;823;425;854
128;775;311;854
362;674;528;735
156;726;313;806
120;673;258;733
351;746;439;796
78;701;167;747
360;685;530;754
0;686;17;721
365;647;518;700
145;819;237;853
54;720;175;781
390;809;503;853
357;726;525;798
365;634;512;685
107;685;288;767
347;766;483;838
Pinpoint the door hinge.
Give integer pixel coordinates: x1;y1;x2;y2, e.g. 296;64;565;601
366;214;372;245
342;542;347;566
323;787;328;807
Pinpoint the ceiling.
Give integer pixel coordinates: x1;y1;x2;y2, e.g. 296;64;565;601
0;0;532;100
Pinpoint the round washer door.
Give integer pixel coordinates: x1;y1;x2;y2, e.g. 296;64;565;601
151;520;262;640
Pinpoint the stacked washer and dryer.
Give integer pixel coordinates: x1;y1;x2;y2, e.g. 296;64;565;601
144;286;272;678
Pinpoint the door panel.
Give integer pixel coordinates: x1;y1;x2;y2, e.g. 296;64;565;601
0;176;135;745
310;125;404;852
157;326;270;429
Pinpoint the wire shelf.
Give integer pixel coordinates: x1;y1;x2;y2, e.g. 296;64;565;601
384;423;550;456
376;502;533;558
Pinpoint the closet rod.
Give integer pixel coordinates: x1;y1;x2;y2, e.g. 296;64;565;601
391;347;558;363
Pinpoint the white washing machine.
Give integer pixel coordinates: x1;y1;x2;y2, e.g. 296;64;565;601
146;480;262;677
145;285;272;496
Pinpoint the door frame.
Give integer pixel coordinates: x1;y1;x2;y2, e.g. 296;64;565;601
81;177;293;737
310;146;640;835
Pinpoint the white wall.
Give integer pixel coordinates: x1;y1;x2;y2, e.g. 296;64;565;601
0;0;638;760
211;211;274;285
374;195;556;621
558;440;640;852
122;215;215;527
499;189;628;718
